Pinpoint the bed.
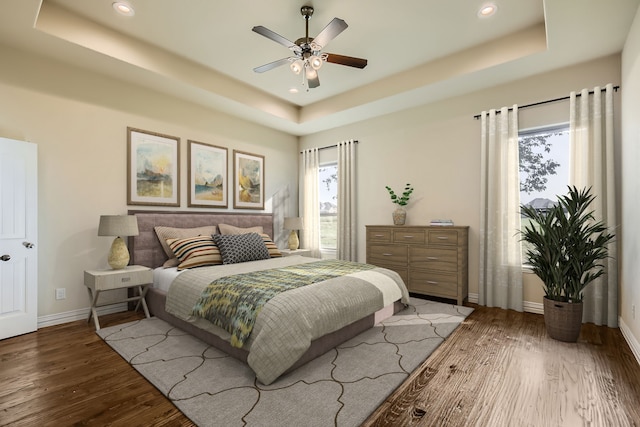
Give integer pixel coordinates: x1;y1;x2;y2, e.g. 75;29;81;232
128;210;410;385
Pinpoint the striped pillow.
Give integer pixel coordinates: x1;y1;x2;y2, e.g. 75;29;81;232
260;233;282;258
166;235;222;270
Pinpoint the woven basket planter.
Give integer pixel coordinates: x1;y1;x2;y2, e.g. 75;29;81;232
543;297;583;342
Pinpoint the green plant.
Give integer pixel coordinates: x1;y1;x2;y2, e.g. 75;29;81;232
385;184;414;206
519;186;614;303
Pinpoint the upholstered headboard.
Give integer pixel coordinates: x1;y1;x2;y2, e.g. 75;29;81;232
128;210;274;268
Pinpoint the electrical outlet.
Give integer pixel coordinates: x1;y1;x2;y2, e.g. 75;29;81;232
55;288;66;300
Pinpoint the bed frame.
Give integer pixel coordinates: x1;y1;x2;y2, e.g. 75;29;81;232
127;210;401;375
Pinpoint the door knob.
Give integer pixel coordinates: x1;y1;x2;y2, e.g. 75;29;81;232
1;255;10;261
23;242;35;249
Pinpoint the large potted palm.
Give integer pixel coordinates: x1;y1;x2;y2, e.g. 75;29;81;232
519;186;614;342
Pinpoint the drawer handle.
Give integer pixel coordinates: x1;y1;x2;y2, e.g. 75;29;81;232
382;253;394;256
403;235;414;239
374;234;384;237
437;236;449;240
427;257;439;260
427;280;439;284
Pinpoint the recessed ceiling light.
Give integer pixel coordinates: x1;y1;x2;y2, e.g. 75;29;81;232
113;2;135;16
478;3;497;18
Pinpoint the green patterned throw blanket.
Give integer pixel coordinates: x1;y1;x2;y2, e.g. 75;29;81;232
191;260;376;348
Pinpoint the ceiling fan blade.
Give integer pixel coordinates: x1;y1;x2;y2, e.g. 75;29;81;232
325;53;368;69
253;57;292;73
252;26;302;53
312;18;348;49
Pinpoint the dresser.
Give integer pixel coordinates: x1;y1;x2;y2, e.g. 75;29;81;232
366;225;469;305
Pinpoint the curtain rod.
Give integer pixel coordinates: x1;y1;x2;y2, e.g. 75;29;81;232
473;85;619;120
300;140;359;154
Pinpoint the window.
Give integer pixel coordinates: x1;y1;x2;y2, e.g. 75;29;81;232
519;124;570;263
319;164;337;250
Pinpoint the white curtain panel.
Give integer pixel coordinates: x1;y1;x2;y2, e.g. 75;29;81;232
337;140;357;261
302;148;321;258
479;106;524;311
569;84;618;327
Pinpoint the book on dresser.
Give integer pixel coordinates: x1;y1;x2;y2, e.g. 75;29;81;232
430;219;454;226
365;225;469;305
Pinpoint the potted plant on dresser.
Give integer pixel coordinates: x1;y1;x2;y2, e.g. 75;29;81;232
385;183;413;225
519;186;614;342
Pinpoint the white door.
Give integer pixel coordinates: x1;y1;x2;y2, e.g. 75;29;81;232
0;137;37;340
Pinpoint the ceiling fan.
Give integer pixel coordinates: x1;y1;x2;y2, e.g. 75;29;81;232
252;5;368;89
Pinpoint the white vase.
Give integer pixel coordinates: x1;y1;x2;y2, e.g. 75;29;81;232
392;207;406;225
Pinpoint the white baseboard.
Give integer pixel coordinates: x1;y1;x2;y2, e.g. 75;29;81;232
523;301;544;314
619;316;640;366
467;293;543;314
38;303;128;328
468;292;478;304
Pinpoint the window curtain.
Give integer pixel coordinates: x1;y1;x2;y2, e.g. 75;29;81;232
301;148;321;258
569;84;617;327
337;140;357;261
479;106;524;311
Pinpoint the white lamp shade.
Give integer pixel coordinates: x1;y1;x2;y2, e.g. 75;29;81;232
283;217;304;230
98;215;139;237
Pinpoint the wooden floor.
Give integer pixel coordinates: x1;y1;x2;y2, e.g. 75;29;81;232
364;305;640;427
1;306;639;427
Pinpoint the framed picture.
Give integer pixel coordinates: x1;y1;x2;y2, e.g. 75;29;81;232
233;150;264;210
127;127;180;206
187;140;228;208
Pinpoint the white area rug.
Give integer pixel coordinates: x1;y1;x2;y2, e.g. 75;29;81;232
98;297;473;427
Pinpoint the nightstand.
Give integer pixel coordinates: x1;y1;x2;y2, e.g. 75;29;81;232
84;265;153;330
280;248;313;257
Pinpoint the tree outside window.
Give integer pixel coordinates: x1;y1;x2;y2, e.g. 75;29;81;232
319;164;338;250
519;126;569;262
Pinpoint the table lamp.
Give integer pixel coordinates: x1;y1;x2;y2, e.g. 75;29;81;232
98;215;139;269
283;217;304;250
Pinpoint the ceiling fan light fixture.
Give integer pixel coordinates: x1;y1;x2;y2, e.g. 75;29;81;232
290;60;304;75
310;55;323;70
305;67;318;79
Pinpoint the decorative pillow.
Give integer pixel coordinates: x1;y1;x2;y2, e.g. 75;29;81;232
260;233;282;258
218;223;264;235
212;233;270;264
154;225;217;267
166;235;222;270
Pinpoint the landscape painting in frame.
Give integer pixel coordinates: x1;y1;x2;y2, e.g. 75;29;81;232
188;140;228;208
233;150;264;210
127;127;180;206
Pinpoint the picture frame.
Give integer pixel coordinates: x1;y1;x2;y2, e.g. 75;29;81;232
187;140;228;208
127;127;180;207
233;150;265;210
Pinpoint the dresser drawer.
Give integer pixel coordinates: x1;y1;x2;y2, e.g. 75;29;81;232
393;229;426;244
384;267;408;286
409;247;458;272
428;229;459;246
409;270;458;297
367;228;393;243
368;244;408;266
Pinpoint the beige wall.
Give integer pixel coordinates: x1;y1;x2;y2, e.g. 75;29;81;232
300;54;622;309
0;45;298;322
621;6;640;351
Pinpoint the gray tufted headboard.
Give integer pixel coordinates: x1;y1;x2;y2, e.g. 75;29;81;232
128;210;274;269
